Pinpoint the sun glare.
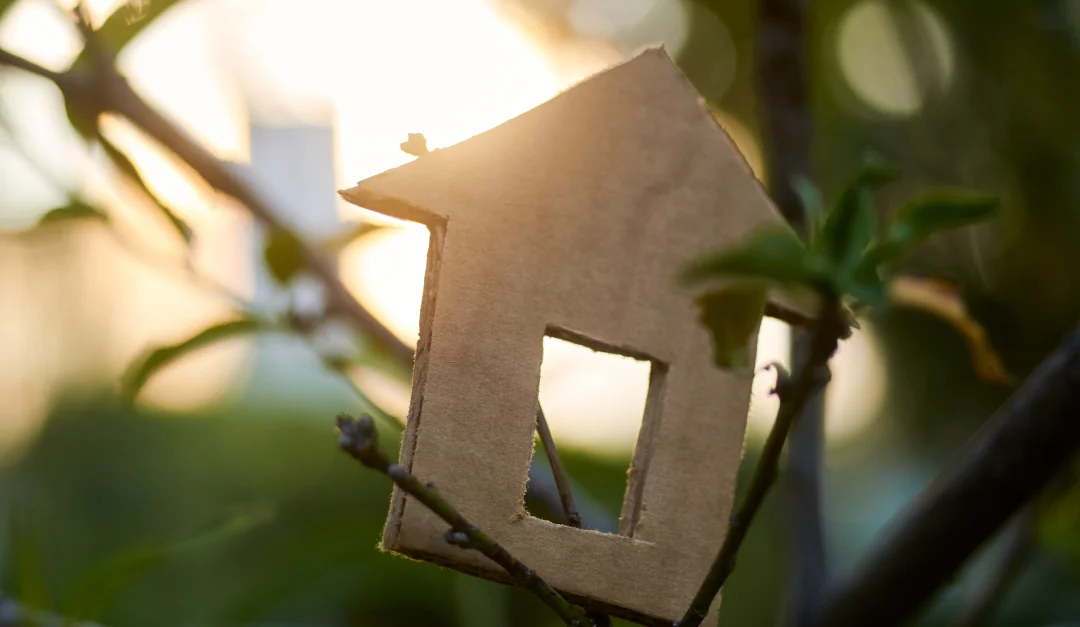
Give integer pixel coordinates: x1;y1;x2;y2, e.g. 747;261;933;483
0;0;848;453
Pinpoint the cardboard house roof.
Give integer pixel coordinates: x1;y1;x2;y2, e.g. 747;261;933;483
340;47;783;625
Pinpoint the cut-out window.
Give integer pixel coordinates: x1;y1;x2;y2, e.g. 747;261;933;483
527;328;666;537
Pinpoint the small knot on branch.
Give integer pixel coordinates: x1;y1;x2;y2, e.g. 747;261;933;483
766;362;793;399
387;464;409;482
809;363;833;391
336;413;389;471
444;529;473;548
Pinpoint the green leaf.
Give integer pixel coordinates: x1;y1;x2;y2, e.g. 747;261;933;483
792;175;823;247
681;225;822;287
121;318;266;402
64;503;274;621
99;136;193;243
819;154;898;269
857;191;999;275
836;273;889;308
38;200;108;226
264;227;305;284
693;286;767;372
893;190;999;240
318;221;387;256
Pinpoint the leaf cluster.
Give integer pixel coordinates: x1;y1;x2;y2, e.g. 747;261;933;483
682;156;1000;370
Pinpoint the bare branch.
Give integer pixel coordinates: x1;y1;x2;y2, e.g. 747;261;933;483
336;414;593;627
755;0;812;232
813;324;1080;627
106;78;414;365
783;338;830;626
535;405;582;528
753;0;828;620
953;506;1036;627
1;38;412;366
0;48;65;83
678;300;843;627
534;407;612;626
3;25;592;528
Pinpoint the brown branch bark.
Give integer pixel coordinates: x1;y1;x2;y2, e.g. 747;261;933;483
107;75;414;366
535;405;582;528
756;0;813;231
754;0;826;624
812;324;1080;627
336;414;593;627
0;44;412;367
0;48;64;83
782;339;829;626
1;35;595;543
953;506;1036;627
678;299;843;627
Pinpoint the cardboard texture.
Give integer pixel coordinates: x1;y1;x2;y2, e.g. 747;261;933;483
340;47;783;625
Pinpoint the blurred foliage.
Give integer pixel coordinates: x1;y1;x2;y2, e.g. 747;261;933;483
2;401;630;626
121;318;270;403
683;157;1000;378
4;0;1080;625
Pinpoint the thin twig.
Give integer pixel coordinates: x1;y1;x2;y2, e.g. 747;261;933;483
953;507;1036;627
534;406;610;626
0;48;65;83
107;73;414;366
783;338;830;626
0;44;412;367
812;324;1080;627
0;39;589;525
677;298;843;627
336;414;593;627
535;405;581;528
754;0;813;232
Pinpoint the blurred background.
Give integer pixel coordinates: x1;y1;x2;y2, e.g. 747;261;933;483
2;0;1080;625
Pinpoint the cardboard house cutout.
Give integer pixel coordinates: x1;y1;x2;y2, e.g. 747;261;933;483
340;47;782;625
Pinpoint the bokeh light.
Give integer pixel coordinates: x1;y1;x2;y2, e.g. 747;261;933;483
836;0;954;117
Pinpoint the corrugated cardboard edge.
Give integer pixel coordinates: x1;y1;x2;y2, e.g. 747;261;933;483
335;189;446;552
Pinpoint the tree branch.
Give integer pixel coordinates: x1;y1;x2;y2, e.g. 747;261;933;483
678;299;843;627
753;0;826;620
0;44;412;366
755;0;813;232
534;407;611;626
535;405;581;528
336;414;593;627
782;344;829;626
953;506;1036;627
107;77;414;366
1;33;591;533
0;48;64;83
813;324;1080;627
